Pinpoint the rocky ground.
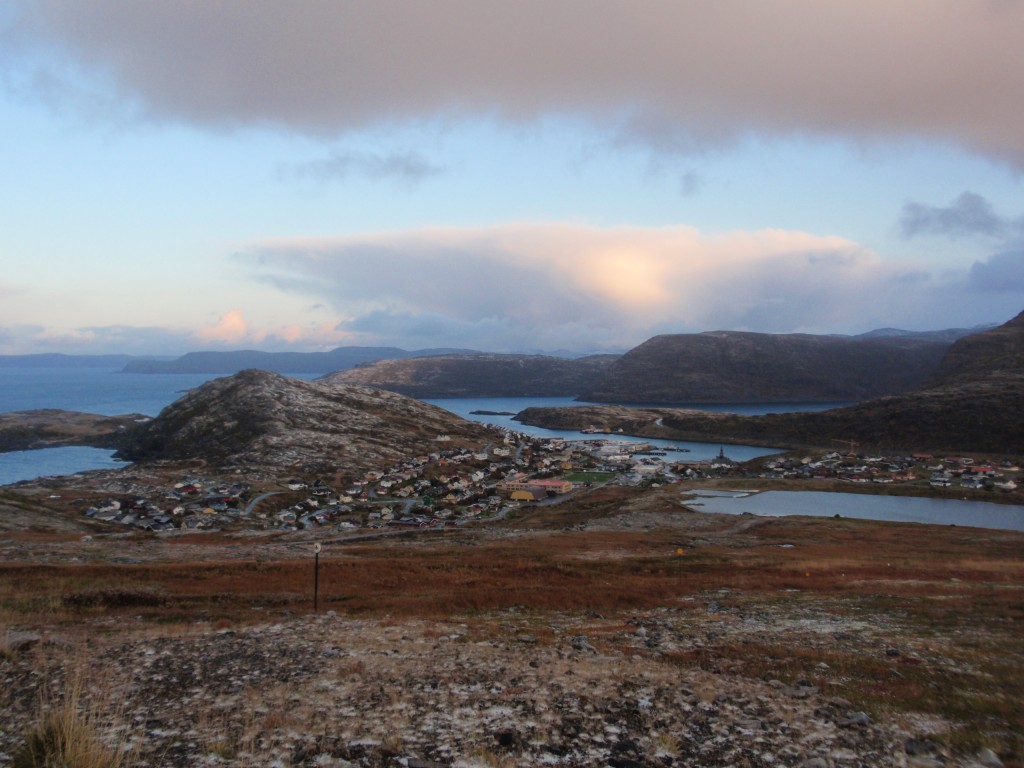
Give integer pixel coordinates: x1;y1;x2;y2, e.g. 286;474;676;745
3;600;1003;768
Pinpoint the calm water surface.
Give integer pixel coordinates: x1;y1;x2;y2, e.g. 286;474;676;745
686;490;1024;532
426;396;788;462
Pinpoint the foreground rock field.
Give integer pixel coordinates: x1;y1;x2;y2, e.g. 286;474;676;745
2;601;1001;768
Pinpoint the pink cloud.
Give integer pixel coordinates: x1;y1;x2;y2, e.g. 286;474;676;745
194;309;248;344
193;310;353;349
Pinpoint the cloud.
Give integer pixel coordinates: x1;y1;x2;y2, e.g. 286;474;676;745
0;323;193;355
236;222;947;350
968;251;1024;293
194;309;248;344
192;309;353;350
899;192;1021;239
0;315;360;355
5;1;1023;165
277;150;443;186
898;193;1024;309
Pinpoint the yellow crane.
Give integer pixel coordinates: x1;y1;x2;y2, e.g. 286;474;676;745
831;438;860;453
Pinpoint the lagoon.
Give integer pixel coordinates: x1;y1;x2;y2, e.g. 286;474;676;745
683;489;1024;532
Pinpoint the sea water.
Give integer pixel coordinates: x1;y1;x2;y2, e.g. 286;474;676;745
0;366;829;484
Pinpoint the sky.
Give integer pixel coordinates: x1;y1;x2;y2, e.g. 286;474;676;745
1;1;1022;357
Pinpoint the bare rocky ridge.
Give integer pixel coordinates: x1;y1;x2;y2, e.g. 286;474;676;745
326;353;618;398
116;370;492;472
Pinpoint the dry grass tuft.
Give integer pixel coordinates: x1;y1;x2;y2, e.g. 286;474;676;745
13;664;129;768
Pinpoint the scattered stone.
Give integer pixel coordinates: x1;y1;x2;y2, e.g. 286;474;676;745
2;631;41;654
838;711;872;728
570;635;598;653
977;747;1005;767
905;738;942;756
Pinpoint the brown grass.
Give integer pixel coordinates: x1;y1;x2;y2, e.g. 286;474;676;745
1;518;1021;623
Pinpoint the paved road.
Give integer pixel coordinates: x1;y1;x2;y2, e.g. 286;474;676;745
244;491;283;515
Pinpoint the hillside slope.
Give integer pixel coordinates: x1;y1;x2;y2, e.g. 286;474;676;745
581;332;951;403
325;353;618;397
931;310;1024;385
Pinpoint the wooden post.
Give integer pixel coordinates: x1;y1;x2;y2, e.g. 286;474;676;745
313;542;322;612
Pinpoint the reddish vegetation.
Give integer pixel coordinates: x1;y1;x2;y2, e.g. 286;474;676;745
2;516;1021;622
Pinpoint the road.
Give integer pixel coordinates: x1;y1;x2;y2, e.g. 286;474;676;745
244;491;283;515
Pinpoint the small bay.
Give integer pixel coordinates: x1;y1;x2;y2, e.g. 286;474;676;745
0;446;127;486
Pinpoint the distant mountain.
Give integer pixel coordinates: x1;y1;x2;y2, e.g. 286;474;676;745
853;325;993;343
121;346;476;374
517;311;1024;454
323;353;619;397
116;370;492;472
0;354;146;368
580;331;952;403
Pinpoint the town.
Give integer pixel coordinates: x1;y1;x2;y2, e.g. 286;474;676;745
78;426;1022;534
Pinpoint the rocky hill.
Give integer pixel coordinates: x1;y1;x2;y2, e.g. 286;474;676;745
325;353;618;397
580;331;952;403
518;312;1024;454
116;370;492;472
